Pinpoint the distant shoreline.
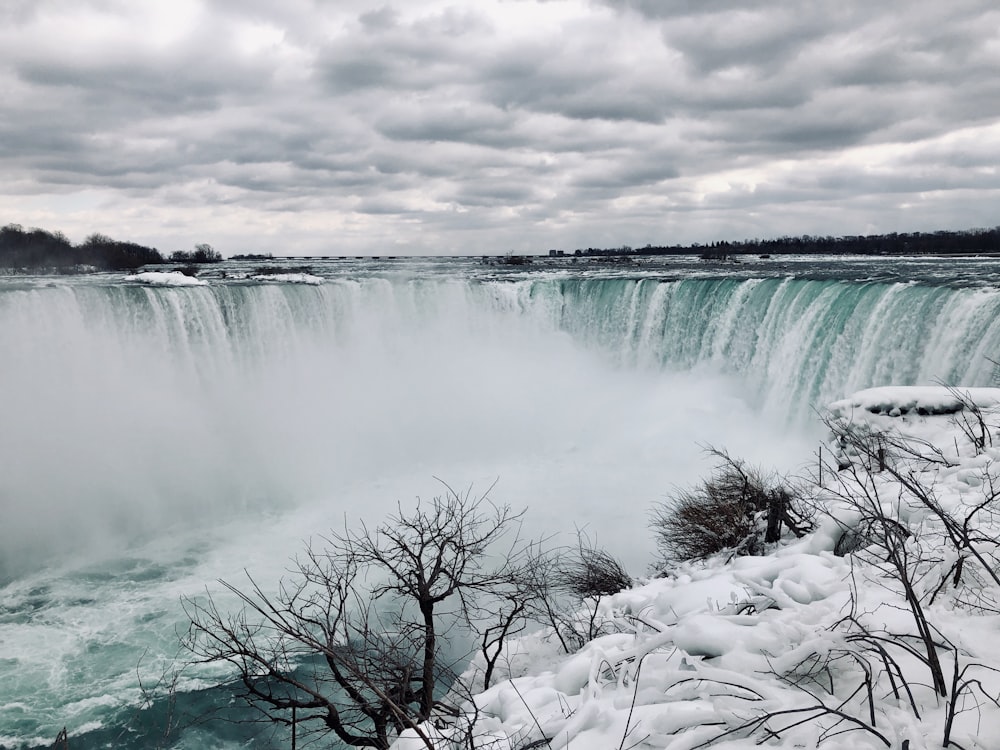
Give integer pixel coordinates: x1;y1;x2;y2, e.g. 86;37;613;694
2;222;999;270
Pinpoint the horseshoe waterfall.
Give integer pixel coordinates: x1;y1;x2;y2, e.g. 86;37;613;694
2;256;999;748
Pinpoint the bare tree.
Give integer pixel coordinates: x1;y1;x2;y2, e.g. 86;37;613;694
512;542;579;655
943;385;994;454
755;409;1000;745
183;486;533;750
490;534;634;660
819;417;949;697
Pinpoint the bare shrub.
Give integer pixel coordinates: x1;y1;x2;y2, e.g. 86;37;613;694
651;448;810;566
513;543;583;654
546;533;634;646
553;534;632;600
505;535;633;657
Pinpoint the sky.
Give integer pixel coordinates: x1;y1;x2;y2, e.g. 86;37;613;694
1;0;998;256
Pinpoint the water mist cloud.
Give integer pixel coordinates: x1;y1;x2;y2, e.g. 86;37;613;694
0;276;820;579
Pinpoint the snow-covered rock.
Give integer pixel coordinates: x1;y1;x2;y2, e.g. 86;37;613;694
127;271;208;286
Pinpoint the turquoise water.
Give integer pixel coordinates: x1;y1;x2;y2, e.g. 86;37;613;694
2;255;999;748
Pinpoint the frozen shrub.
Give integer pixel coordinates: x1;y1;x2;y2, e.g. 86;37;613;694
554;537;632;599
651;449;810;567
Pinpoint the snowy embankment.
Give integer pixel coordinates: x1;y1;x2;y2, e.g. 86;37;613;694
408;386;1000;750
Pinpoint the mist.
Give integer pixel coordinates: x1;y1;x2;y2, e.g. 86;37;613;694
0;277;816;579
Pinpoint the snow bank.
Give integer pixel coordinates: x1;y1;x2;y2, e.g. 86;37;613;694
828;385;1000;466
450;548;863;750
127;271;208;286
416;386;1000;750
829;385;1000;419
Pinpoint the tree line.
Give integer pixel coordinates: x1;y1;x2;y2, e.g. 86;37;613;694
570;225;1000;258
8;221;1000;271
0;224;221;271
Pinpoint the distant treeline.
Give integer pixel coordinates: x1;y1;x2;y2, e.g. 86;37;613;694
570;226;1000;258
7;222;1000;270
0;224;221;271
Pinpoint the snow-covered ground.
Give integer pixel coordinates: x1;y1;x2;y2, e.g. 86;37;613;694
405;386;1000;750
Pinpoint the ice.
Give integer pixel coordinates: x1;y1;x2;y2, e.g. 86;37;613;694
126;271;208;286
830;385;1000;417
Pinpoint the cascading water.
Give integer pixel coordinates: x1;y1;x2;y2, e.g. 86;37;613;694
2;257;999;749
511;275;1000;409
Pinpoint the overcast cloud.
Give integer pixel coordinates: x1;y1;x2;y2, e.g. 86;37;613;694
1;0;998;255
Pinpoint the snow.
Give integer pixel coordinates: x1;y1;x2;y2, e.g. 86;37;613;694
126;271;207;286
250;272;324;284
829;385;1000;418
403;386;1000;750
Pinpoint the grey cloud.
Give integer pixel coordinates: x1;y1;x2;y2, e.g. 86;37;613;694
324;58;400;91
659;9;829;77
571;160;680;190
319;7;489;93
358;6;400;31
602;0;765;19
374;103;527;148
445;181;540;208
16;60;231;116
353;196;417;215
0;0;998;255
480;44;674;124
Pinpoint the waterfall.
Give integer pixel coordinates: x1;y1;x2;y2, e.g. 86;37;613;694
512;276;1000;409
2;274;998;576
4;266;999;749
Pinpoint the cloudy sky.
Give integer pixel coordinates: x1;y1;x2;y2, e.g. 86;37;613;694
2;0;998;256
